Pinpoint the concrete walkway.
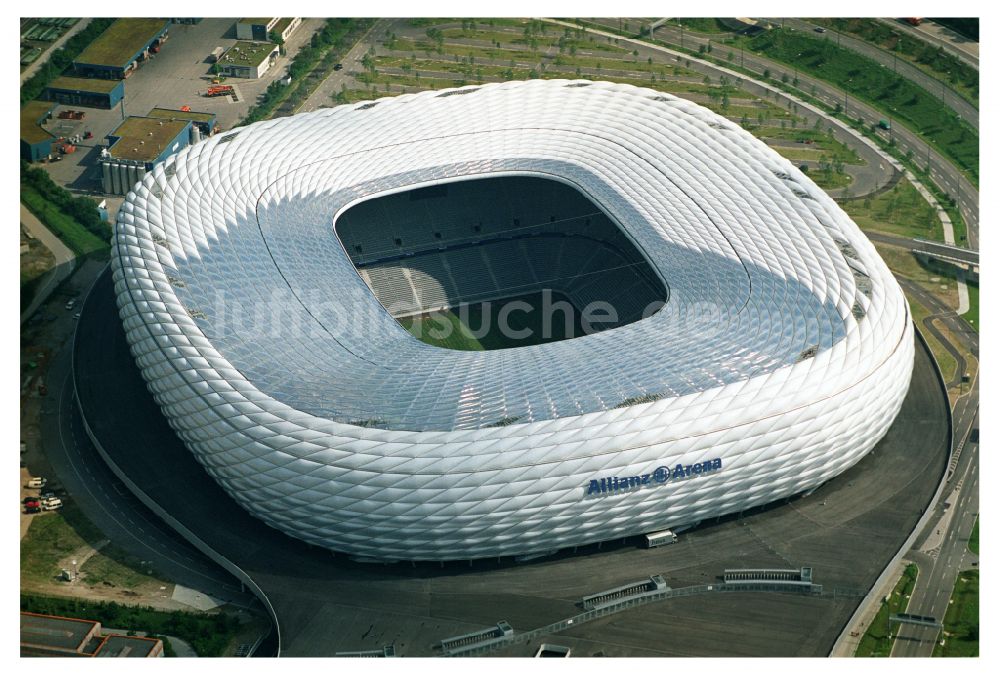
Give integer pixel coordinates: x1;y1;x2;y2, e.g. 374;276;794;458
21;202;77;324
20;19;93;84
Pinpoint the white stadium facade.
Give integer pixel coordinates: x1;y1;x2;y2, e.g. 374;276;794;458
111;79;914;561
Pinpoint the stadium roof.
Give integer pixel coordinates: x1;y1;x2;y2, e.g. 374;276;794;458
114;79;905;432
112;79;912;560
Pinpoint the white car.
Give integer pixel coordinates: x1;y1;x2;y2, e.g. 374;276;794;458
41;498;63;510
26;477;46;489
65;300;76;310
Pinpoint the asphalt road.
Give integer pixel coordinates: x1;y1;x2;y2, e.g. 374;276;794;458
877;19;978;70
36;274;255;608
776;18;977;130
74;266;949;656
633;21;979;249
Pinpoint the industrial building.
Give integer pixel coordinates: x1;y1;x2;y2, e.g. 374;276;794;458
45;75;125;109
20;612;163;657
20;100;55;162
73;18;169;79
112;80;914;562
101;116;191;195
217;41;280;79
236;17;301;42
147;107;218;138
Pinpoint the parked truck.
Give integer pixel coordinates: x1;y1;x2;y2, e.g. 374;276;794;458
209;46;224;63
204;85;235;98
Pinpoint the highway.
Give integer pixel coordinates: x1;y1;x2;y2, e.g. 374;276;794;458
877;19;978;70
775;18;977;131
635;21;979;249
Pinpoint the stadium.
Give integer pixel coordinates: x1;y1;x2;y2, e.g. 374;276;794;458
111;79;914;561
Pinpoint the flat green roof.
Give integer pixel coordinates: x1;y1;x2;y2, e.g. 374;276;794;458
220;41;277;67
75;18;168;68
108;116;189;162
21;101;55;145
48;75;121;94
148;107;216;124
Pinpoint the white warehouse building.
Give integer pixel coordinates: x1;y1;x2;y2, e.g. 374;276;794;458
111;80;914;561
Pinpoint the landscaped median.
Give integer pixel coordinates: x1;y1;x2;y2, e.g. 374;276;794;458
854;562;918;657
933;570;979;656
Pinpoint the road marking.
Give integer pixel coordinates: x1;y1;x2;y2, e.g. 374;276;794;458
55;370;239;592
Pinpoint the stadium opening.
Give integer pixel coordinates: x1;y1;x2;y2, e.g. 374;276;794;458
335;176;667;350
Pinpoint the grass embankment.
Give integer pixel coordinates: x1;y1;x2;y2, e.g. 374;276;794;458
731;29;978;186
21;594;243;657
570;19;978;187
842;179;941;241
20;503;162;591
907;300;957;384
20;162;110;257
933;570;979;657
961;282;978;331
813;18;978;107
855;563;919;657
21;187;106;256
968;517;978;555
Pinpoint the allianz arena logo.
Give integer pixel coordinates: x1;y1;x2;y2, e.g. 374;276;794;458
587;458;723;497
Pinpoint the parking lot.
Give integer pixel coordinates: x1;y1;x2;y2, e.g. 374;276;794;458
37;18;325;194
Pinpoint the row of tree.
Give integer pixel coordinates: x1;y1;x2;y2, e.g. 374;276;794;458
21;19;116;105
21;160;108;242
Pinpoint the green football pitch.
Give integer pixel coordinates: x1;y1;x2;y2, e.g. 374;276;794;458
397;291;587;350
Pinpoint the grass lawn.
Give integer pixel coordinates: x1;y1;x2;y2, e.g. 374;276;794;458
813;18;978;107
21;187;107;256
961;280;978;332
734;29;978;185
397;291;586;351
20;503;163;592
908;299;957;384
843;179;942;241
933;570;979;656
855;563;919;656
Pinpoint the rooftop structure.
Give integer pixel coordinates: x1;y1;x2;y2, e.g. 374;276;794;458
48;75;122;93
20;612;163;658
20;101;55;145
217;40;279;78
74;18;169;78
105;116;190;164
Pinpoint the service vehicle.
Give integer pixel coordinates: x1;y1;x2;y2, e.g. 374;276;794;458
644;529;678;548
26;477;47;488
